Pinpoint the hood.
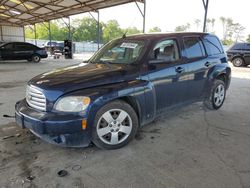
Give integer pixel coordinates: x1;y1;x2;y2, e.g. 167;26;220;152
29;63;139;95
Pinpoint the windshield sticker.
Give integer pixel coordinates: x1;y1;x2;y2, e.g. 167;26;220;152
120;43;138;49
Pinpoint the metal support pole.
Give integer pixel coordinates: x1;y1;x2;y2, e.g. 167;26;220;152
34;24;37;46
23;26;26;42
89;11;100;50
97;11;100;49
135;0;146;33
203;0;209;32
68;17;71;40
48;21;52;55
143;0;146;33
0;26;3;41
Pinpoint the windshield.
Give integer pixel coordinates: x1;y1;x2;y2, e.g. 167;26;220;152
89;39;145;64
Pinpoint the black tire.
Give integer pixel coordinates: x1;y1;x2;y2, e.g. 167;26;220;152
204;79;226;110
92;100;139;150
31;54;41;63
232;57;244;67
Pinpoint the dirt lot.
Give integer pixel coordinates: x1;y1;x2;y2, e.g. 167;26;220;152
0;58;250;188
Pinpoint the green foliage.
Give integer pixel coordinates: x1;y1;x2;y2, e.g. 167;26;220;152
175;23;190;32
123;27;141;36
102;20;123;43
247;35;250;43
148;27;161;33
25;21;69;41
72;17;101;42
25;18;142;43
221;39;234;46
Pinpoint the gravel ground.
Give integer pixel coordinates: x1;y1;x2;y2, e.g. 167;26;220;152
0;58;250;188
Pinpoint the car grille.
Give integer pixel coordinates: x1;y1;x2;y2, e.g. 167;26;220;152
26;85;46;111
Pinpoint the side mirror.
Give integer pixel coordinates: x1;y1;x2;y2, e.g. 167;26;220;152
149;59;165;64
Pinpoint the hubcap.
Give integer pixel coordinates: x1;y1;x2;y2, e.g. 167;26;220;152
34;56;39;62
214;84;225;107
234;58;242;66
96;109;132;145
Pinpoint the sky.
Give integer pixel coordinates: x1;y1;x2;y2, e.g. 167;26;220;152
71;0;250;40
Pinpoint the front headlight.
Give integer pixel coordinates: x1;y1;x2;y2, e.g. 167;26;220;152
54;96;91;112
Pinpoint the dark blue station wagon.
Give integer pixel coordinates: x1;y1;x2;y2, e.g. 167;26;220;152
15;33;231;149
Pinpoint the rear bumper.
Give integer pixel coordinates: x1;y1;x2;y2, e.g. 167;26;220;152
15;99;91;147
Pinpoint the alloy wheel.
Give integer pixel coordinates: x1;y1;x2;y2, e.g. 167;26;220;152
213;84;225;107
96;109;132;145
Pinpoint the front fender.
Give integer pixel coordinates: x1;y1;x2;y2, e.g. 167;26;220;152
67;80;149;131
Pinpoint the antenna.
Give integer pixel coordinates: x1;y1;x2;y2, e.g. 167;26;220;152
122;30;128;39
122;17;137;39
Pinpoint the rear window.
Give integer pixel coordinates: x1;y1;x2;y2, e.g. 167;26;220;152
183;37;205;59
203;36;223;55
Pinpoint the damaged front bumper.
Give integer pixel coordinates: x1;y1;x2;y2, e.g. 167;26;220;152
15;99;91;147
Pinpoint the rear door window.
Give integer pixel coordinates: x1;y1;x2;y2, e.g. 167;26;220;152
14;43;28;50
203;36;223;55
183;37;205;59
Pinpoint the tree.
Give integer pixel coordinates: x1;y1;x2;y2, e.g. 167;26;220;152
72;17;101;42
25;21;69;40
194;19;201;31
148;27;161;33
175;23;190;32
123;27;141;36
219;17;245;45
247;35;250;43
206;18;215;33
102;20;123;43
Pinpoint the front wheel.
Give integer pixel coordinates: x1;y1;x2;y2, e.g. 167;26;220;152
204;80;226;110
92;100;139;150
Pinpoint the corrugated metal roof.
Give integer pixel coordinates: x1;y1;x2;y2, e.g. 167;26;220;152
0;0;144;26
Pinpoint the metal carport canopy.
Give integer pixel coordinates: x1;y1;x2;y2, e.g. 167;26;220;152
0;0;145;26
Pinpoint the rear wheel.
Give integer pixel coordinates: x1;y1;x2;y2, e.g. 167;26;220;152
31;54;41;63
232;57;244;67
92;100;139;150
204;79;226;110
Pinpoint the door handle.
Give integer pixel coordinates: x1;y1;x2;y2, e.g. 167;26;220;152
205;62;211;67
175;66;185;73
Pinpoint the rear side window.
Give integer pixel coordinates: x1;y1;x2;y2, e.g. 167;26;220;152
231;43;243;50
203;36;223;55
243;43;250;51
183;37;205;59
